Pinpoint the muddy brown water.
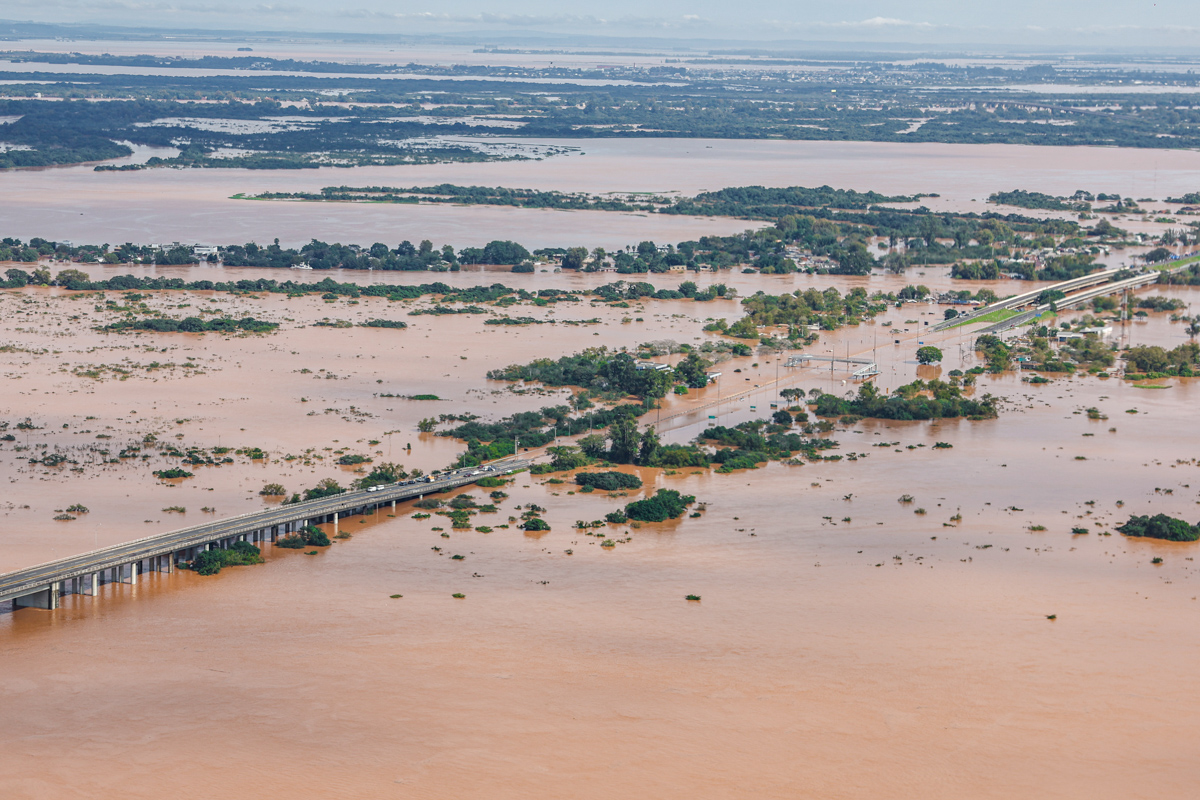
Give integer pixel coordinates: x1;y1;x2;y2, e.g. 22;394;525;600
2;267;1200;798
3;137;1199;249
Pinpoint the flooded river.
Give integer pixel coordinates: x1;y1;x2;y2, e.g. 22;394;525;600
1;265;1199;798
2;137;1198;250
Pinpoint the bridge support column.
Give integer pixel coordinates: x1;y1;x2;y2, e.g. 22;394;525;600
128;562;138;585
86;572;98;596
333;512;338;535
392;500;396;513
14;584;60;610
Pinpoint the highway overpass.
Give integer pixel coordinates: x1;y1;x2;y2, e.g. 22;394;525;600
977;269;1171;335
930;267;1128;332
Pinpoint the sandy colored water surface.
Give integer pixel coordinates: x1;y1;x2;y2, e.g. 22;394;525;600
2;136;1198;248
1;268;1200;798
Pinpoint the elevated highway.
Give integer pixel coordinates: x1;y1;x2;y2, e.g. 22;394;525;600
930;267;1128;332
979;269;1172;335
0;459;531;611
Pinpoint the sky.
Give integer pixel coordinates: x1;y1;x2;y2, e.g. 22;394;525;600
4;0;1199;48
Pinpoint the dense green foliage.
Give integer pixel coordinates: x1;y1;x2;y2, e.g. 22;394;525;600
1123;343;1200;376
574;472;644;491
1117;514;1200;542
352;462;409;490
622;489;696;522
663;185;916;216
264;184;646;213
487;349;676;403
732;286;883;333
299;478;346;501
277;524;332;548
813;381;998;421
916;346;944;364
698;420;837;470
102;316;278;334
191;541;263;575
989;190;1092;212
443;401;644;468
153;467;194;479
975;335;1014;373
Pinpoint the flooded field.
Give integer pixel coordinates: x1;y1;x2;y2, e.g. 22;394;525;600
2;264;1200;798
2;137;1199;249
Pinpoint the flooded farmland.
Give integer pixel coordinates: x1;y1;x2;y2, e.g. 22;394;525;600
2;261;1200;798
3;137;1200;249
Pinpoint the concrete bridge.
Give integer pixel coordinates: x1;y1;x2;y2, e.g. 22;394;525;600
930;267;1131;332
977;269;1172;335
0;459;531;612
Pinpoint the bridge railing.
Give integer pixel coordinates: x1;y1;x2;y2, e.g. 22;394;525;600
0;460;529;604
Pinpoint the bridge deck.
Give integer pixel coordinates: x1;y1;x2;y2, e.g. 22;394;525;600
0;460;530;606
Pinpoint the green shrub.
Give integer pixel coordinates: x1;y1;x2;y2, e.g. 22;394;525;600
193;541;262;575
153;467;194;480
475;476;507;487
301;525;331;546
1117;513;1200;541
623;489;696;522
278;525;330;548
575;471;643;491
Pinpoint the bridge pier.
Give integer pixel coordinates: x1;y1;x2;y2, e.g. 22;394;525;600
14;584;59;610
0;462;526;613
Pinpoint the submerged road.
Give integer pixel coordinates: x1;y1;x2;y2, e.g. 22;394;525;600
0;459;531;609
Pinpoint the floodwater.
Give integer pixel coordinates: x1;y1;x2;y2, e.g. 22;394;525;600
2;268;1200;798
2;137;1198;248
